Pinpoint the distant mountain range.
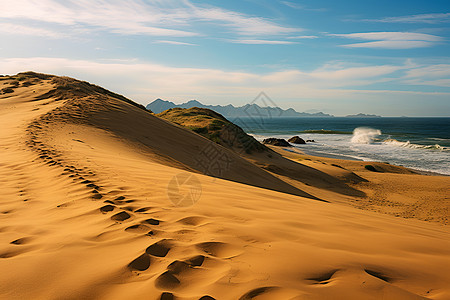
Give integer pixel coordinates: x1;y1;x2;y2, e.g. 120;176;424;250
146;99;334;118
345;113;382;118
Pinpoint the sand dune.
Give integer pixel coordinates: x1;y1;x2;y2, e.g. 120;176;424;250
1;73;449;299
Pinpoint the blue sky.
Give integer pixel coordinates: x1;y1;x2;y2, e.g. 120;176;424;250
1;0;449;116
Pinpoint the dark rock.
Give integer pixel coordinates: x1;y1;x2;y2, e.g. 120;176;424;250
364;165;378;172
288;136;306;144
262;138;291;147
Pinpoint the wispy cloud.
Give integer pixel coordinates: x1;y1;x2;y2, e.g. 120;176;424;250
0;0;198;37
0;0;300;38
0;22;65;38
0;57;436;97
365;13;450;24
310;63;407;80
192;7;300;36
287;35;318;39
331;32;442;41
403;64;450;87
280;1;326;12
330;32;443;49
231;39;297;44
154;40;195;45
2;57;448;115
342;40;434;49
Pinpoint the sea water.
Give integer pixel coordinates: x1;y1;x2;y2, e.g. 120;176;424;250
232;117;450;175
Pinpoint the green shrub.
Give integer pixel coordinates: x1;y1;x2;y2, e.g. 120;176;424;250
1;87;14;93
191;126;208;134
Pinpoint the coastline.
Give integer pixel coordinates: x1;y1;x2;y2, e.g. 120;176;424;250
287;146;449;176
243;117;450;177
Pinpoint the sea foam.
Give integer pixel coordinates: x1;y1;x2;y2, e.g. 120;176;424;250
351;127;381;144
383;139;448;151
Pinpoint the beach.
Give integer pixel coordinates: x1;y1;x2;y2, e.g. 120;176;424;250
1;73;450;299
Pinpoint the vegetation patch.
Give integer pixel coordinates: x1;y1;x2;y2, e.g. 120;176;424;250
1;87;14;94
157;107;268;154
364;165;378;172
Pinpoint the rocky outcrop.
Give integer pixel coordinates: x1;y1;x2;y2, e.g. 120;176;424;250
262;138;291;147
288;136;306;144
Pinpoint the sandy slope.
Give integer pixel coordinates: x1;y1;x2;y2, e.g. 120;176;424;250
0;74;450;300
269;147;450;224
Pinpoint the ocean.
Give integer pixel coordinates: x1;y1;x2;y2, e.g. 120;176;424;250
232;117;450;176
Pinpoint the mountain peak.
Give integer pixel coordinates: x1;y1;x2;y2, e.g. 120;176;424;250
146;99;334;117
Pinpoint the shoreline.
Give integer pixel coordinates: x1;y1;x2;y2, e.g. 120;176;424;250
279;146;449;177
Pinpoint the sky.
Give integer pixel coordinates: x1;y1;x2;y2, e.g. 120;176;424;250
1;0;449;116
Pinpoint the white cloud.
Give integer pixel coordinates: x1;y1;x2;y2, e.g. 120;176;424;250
192;7;300;36
405;64;450;78
0;22;65;38
231;39;297;44
280;1;304;9
342;40;434;49
2;57;448;116
154;40;195;45
403;78;450;87
310;63;406;80
0;0;300;38
330;32;443;49
1;56;445;99
280;1;326;12
288;35;318;39
402;64;450;87
0;0;197;37
367;13;450;24
331;32;442;42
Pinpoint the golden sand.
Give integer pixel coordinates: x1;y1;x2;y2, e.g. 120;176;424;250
0;74;449;299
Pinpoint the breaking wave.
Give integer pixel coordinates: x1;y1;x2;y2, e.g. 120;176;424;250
351;127;381;144
383;139;448;151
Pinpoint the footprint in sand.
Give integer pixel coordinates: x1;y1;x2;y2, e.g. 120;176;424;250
100;205;115;213
122;206;136;212
159;292;174;300
185;255;205;267
86;183;100;190
91;190;103;199
135;207;152;213
166;255;205;274
166;261;191;274
124;224;150;233
146;239;171;257
155;271;180;289
128;253;151;271
110;211;131;222
143;218;160;225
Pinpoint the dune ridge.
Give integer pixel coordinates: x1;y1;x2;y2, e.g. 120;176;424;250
0;73;449;299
